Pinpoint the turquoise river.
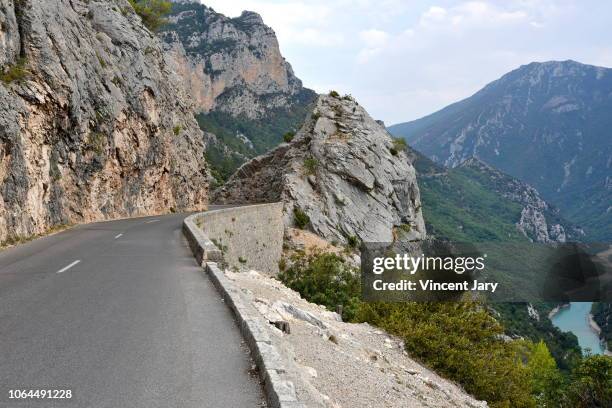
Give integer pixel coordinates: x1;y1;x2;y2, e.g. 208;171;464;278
550;302;605;355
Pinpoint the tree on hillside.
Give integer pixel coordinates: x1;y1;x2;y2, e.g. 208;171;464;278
128;0;172;32
526;341;563;406
566;355;612;408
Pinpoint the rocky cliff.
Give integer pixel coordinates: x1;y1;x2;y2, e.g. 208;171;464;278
160;0;311;118
159;1;316;182
214;94;426;244
0;0;209;243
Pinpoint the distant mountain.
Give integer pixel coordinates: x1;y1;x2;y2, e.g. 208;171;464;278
389;60;612;240
160;1;316;182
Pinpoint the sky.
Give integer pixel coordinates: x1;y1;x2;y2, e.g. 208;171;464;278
199;0;612;125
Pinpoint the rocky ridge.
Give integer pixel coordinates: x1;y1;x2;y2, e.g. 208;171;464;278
0;0;209;242
214;94;426;244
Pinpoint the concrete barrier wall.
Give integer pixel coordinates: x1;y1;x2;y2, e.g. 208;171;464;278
193;203;284;274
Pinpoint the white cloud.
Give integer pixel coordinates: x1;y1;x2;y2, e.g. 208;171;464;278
420;6;448;25
357;29;390;63
201;0;342;48
418;2;529;31
360;29;390;48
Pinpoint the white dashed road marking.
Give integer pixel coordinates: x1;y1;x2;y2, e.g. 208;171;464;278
57;260;81;274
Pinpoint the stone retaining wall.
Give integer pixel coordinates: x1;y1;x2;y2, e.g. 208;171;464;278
192;203;284;274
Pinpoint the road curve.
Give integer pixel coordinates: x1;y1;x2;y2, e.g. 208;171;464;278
0;211;265;408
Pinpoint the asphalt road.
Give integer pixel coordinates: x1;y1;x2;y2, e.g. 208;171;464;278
0;212;265;408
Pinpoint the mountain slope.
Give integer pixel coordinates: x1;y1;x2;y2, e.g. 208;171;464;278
390;60;612;240
408;149;582;368
160;0;316;182
410;150;581;243
0;0;209;243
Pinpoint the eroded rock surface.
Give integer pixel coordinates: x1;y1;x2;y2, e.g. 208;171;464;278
214;94;426;244
0;0;209;241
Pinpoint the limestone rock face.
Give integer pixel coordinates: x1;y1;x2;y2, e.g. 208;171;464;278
214;94;426;244
0;0;209;242
160;1;310;119
0;0;20;67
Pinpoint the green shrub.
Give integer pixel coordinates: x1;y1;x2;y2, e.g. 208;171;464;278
346;235;359;249
293;208;310;229
283;131;295;143
0;58;28;83
390;137;407;156
329;90;340;98
111;76;122;86
398;223;411;233
356;301;536;407
128;0;172;32
565;354;612;407
95;51;107;68
311;111;321;121
303;157;318;175
88;132;106;155
173;125;182;136
525;341;564;406
396;223;412;239
278;251;361;321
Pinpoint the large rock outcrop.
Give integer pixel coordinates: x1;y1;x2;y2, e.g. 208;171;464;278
214;94;426;244
0;0;209;242
160;0;313;119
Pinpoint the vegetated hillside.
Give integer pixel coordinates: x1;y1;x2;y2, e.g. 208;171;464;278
214;93;426;245
0;0;209;244
390;60;612;241
411;150;581;243
409;148;581;369
592;302;612;350
160;0;316;183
